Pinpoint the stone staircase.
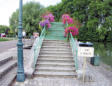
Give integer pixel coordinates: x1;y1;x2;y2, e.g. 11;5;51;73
34;22;77;78
34;40;77;78
0;57;17;86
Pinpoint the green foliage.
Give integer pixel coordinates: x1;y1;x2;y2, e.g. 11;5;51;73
47;0;112;42
10;1;45;37
0;25;9;33
0;38;9;41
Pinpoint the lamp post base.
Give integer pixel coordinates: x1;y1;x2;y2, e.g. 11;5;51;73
16;69;25;82
16;73;25;82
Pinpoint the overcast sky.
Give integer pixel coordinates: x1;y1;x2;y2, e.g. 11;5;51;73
0;0;61;26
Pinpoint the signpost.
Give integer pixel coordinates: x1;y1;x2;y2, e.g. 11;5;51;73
78;47;94;57
78;44;94;82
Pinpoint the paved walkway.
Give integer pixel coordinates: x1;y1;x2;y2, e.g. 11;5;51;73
0;39;33;53
0;40;17;53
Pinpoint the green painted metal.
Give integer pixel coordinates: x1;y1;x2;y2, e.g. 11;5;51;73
70;33;78;70
16;0;25;82
45;22;66;40
33;26;46;69
65;22;78;70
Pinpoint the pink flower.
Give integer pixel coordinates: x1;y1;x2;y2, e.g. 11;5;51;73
67;18;74;24
64;26;79;37
62;14;70;24
48;13;55;22
47;23;51;28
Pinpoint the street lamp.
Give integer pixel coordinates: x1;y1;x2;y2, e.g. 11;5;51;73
16;0;25;82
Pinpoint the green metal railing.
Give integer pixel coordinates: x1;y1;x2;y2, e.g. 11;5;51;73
65;22;78;70
70;32;78;70
33;26;46;69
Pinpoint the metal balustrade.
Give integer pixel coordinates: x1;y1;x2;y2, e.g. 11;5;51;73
33;26;46;69
65;22;78;70
70;32;78;70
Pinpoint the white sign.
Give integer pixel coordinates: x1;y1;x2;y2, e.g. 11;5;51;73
78;47;94;57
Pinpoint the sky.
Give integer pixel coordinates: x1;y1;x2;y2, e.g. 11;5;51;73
0;0;61;26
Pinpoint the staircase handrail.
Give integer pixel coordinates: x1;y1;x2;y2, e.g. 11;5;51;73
33;26;46;69
70;32;78;70
65;22;78;70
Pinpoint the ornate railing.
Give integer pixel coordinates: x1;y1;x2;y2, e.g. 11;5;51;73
33;26;46;69
70;32;78;70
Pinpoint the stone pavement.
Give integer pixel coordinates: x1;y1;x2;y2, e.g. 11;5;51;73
0;40;17;53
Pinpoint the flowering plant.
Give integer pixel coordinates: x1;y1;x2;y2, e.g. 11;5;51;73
64;26;79;37
48;13;55;22
42;12;55;22
39;12;55;30
39;19;51;29
62;14;81;40
62;14;74;24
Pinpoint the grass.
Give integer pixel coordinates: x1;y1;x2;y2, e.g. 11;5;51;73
0;38;9;41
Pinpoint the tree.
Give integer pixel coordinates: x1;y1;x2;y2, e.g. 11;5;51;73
47;0;112;41
10;1;45;37
0;25;9;34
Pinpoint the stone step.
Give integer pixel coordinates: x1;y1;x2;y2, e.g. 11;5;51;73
40;49;72;52
39;54;72;57
42;43;70;46
34;71;77;78
41;48;71;50
37;61;74;65
43;41;67;43
45;36;65;40
36;66;75;71
0;67;17;86
37;59;74;63
0;57;13;66
39;55;73;58
40;51;72;55
45;37;66;40
0;60;17;79
43;40;68;43
36;64;75;67
42;46;71;49
36;69;75;72
44;40;66;42
38;57;73;60
39;53;72;56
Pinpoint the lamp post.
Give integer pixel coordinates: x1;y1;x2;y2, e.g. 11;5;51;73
16;0;25;82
